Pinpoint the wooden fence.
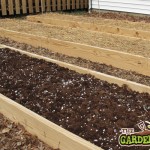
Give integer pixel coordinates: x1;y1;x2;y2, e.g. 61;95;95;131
0;0;88;16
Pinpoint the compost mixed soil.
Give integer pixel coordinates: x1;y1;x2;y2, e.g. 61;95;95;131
0;113;54;150
0;48;150;150
0;37;150;86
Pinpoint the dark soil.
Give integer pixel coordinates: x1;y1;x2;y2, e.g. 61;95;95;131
83;11;150;23
0;37;150;86
0;113;54;150
0;48;150;150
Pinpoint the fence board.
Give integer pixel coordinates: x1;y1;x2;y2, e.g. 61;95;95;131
80;0;84;9
1;0;7;15
15;0;20;14
67;0;70;10
42;0;46;12
52;0;56;11
62;0;66;10
72;0;75;9
46;0;51;11
28;0;33;13
0;0;86;16
76;0;80;9
22;0;27;14
35;0;40;12
85;0;88;8
57;0;61;10
8;0;14;15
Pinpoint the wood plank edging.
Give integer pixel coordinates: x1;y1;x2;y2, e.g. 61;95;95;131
27;16;150;41
0;94;102;150
1;44;150;94
0;28;149;77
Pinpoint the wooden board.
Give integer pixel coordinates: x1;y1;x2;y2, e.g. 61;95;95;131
57;0;61;10
67;0;71;10
28;0;33;13
1;0;7;15
15;0;20;14
0;28;149;77
8;0;14;15
42;0;46;12
76;0;80;9
62;0;66;10
52;0;56;11
22;0;27;14
35;0;40;12
72;0;75;9
1;44;150;94
80;0;84;9
84;0;88;8
46;0;51;11
0;93;102;150
27;16;150;41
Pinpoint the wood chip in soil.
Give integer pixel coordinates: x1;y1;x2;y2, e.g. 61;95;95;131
0;113;56;150
0;19;150;57
0;37;149;86
0;48;150;150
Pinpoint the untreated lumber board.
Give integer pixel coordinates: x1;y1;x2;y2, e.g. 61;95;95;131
1;0;7;15
8;0;14;15
84;0;88;8
27;16;150;41
57;0;61;11
67;0;71;10
52;0;56;11
0;28;149;77
15;0;20;14
62;0;66;10
22;0;27;14
28;0;33;13
1;44;150;94
72;0;75;9
0;93;102;150
42;0;46;12
46;0;51;11
35;0;40;12
76;0;80;9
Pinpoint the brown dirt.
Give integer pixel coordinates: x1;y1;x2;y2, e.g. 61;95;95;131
0;37;150;86
0;48;149;150
0;113;55;150
0;19;150;58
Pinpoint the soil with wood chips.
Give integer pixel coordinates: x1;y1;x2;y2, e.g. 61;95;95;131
0;48;149;150
0;113;56;150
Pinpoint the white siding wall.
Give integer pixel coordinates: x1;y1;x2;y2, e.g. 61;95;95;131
92;0;150;15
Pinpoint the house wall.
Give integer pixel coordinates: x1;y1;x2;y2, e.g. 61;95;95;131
91;0;150;15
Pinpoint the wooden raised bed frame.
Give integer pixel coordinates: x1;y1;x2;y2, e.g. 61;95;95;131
0;45;150;150
27;16;150;41
0;28;149;77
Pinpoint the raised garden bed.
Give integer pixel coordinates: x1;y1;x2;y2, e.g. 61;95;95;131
27;16;150;41
0;113;54;150
0;19;150;58
0;29;149;77
35;12;150;31
0;47;149;150
0;37;150;86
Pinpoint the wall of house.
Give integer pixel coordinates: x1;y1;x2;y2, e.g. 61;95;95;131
91;0;150;15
